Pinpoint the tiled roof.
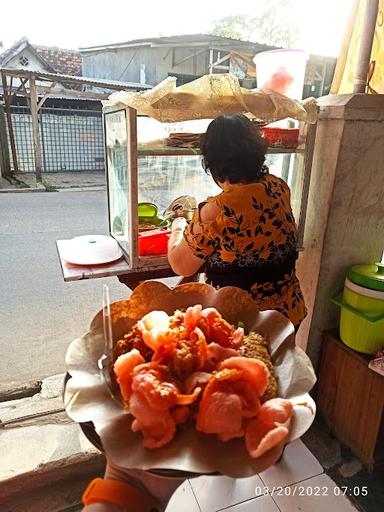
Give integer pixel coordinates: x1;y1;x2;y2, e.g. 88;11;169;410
34;45;82;76
0;37;82;77
0;38;83;89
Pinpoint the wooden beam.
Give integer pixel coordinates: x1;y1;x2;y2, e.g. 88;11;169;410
1;68;149;91
0;103;12;178
297;122;317;248
20;78;29;95
128;107;139;269
212;52;230;67
10;77;29;97
36;85;108;102
29;77;43;183
7;76;19;105
1;73;19;174
37;82;57;111
172;48;206;68
14;86;108;102
211;65;230;70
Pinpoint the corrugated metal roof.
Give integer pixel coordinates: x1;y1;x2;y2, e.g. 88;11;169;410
38;93;101;102
0;67;151;90
79;33;273;52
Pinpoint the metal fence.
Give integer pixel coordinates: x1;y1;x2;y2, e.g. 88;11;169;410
7;105;104;172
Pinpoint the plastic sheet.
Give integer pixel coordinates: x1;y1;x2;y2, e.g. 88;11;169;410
105;74;318;124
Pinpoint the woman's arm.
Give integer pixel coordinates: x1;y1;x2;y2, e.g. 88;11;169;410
167;218;203;276
167;202;220;277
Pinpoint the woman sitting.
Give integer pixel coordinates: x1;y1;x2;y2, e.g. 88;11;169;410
168;114;306;331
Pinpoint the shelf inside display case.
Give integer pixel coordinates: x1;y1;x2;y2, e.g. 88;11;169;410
139;254;169;267
137;145;305;156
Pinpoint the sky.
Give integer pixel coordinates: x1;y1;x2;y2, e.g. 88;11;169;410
0;0;353;57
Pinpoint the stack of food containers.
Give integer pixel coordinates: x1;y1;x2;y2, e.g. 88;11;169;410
334;263;384;354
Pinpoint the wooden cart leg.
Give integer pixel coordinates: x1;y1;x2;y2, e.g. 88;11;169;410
176;273;200;286
117;275;142;291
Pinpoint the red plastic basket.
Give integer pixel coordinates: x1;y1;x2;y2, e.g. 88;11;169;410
263;127;300;148
138;228;171;256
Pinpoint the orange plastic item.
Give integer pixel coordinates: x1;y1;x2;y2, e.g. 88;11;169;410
82;478;158;510
262;127;299;148
138;228;171;256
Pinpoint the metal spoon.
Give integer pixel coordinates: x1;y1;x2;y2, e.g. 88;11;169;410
98;284;120;402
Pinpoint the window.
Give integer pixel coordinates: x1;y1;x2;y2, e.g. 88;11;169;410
19;55;29;66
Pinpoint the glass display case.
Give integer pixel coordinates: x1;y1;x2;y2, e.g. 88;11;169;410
104;104;316;272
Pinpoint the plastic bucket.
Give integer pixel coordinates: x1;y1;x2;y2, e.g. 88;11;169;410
138;228;171;256
262;127;300;148
253;49;308;99
335;278;384;354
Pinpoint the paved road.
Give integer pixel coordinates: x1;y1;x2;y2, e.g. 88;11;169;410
0;190;136;393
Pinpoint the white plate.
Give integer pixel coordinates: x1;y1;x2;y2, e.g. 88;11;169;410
61;235;123;265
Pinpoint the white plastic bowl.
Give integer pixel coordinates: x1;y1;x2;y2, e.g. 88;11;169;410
61;235;123;265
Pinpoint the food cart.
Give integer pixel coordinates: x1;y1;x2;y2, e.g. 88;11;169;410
57;74;318;289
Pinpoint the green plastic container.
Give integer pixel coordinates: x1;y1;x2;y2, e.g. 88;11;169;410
138;202;168;229
333;263;384;354
138;202;158;218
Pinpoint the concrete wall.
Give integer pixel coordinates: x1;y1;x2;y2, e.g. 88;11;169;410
296;94;384;367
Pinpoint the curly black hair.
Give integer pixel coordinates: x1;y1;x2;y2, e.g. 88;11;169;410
200;114;268;184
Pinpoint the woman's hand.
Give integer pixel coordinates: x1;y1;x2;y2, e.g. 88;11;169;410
171;217;187;233
167;217;203;277
167;218;187;258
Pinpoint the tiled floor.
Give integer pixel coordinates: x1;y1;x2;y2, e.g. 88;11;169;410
166;440;359;512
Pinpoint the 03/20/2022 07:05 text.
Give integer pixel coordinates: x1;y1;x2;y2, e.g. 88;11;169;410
254;485;369;497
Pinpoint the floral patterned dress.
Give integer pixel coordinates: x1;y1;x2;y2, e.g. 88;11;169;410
183;173;306;328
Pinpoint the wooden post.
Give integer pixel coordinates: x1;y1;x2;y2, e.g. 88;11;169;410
297;122;317;248
1;73;19;174
127;107;139;269
209;48;213;74
0;103;11;178
29;76;43;182
353;0;379;93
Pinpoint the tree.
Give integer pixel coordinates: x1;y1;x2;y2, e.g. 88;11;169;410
210;15;254;41
211;0;300;48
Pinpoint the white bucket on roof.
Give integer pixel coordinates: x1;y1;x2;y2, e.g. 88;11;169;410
253;49;308;100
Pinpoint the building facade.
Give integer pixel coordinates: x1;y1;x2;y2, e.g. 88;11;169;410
80;34;337;98
80;34;275;89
